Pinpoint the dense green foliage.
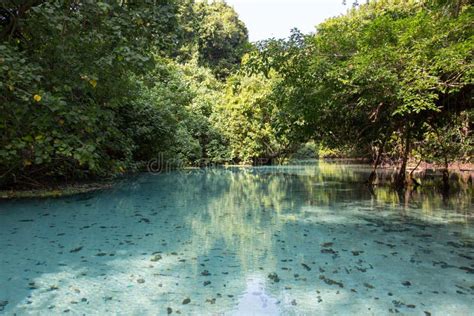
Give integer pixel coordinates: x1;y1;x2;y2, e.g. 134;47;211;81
0;0;246;187
1;0;472;189
178;0;249;78
244;0;473;188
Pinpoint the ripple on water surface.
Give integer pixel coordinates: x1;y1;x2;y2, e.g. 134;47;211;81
0;162;473;315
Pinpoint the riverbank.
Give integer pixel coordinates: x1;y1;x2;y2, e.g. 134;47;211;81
0;182;114;200
1;160;472;200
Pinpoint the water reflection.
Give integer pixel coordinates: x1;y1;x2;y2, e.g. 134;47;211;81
0;161;472;315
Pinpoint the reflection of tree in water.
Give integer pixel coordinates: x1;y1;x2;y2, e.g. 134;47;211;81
186;168;312;270
106;162;472;270
183;163;473;264
314;161;472;213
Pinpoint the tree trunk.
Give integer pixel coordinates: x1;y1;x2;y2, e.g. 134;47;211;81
442;156;450;194
396;127;411;190
367;137;387;185
409;158;422;188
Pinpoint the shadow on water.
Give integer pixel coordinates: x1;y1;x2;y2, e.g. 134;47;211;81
0;161;473;314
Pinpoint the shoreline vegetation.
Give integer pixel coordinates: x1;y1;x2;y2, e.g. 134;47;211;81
1;0;472;195
0;181;114;200
1;159;472;200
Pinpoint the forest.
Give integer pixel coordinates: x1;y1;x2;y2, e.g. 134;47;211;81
0;0;472;191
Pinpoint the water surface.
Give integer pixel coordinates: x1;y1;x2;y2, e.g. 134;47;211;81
1;162;473;315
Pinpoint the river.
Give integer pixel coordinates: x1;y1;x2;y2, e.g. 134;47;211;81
0;162;473;315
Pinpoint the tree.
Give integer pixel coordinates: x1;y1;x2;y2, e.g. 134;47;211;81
214;72;301;164
178;0;250;79
243;0;472;189
0;0;182;186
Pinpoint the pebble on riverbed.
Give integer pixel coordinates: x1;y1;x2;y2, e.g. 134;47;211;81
151;254;162;262
301;263;311;271
0;301;8;311
268;273;280;283
319;275;344;288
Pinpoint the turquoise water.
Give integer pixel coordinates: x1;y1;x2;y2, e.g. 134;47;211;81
1;162;473;315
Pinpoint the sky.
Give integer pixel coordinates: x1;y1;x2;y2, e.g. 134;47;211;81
225;0;350;42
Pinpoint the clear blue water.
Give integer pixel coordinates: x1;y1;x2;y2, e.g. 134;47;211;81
1;162;473;315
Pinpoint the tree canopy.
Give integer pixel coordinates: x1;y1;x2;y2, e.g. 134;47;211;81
0;0;472;190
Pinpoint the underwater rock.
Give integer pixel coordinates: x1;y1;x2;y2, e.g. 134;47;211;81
291;299;297;306
151;254;162;262
402;281;411;287
364;283;374;289
0;301;8;311
459;266;474;274
383;227;410;233
182;298;191;305
201;270;211;276
459;254;473;260
70;246;83;253
167;307;173;314
392;300;404;308
321;242;334;247
321;248;336;254
352;251;364;256
319;275;343;288
96;253;107;257
137;278;145;284
374;241;396;248
447;241;474;249
203;281;211;286
206;298;216;304
268;273;280;283
432;261;456;269
301;263;311;271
